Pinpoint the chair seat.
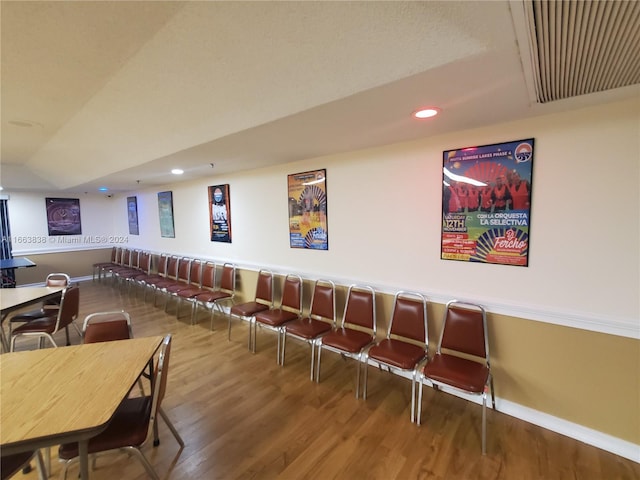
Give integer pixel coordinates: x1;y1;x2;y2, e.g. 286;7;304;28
165;282;191;294
12;315;57;334
423;353;489;393
322;328;373;353
1;452;36;480
286;318;332;339
10;308;49;322
176;287;209;299
59;396;152;459
255;309;298;327
368;339;426;370
191;290;230;301
231;301;269;317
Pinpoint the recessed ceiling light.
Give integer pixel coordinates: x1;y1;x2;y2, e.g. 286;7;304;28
413;107;441;119
171;169;184;175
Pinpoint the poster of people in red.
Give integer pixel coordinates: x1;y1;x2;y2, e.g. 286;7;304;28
441;138;534;266
288;169;328;250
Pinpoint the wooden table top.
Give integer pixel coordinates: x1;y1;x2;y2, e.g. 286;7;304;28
0;335;164;449
1;286;65;313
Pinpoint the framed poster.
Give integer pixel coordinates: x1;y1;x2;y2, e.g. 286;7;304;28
45;197;82;235
157;191;175;238
288;169;328;250
127;196;139;235
209;184;232;243
441;138;534;266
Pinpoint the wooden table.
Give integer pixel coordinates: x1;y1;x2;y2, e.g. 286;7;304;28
0;286;66;352
0;335;164;479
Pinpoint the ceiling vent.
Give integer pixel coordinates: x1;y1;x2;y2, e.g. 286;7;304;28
523;0;640;103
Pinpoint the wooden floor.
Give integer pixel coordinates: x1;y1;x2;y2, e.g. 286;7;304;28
10;280;640;480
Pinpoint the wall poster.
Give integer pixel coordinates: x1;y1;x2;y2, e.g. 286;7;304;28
157;191;175;238
45;197;82;235
441;138;534;266
209;184;232;243
288;169;328;250
127;196;139;235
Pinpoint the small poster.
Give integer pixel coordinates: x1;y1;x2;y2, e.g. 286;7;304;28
441;138;534;266
45;197;82;235
127;196;139;235
288;169;328;250
209;184;232;243
157;191;175;238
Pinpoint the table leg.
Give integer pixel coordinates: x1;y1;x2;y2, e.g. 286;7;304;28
79;440;90;479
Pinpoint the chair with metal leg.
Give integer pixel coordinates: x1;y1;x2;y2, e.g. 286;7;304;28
58;334;184;480
228;269;273;347
316;284;376;398
416;300;495;454
10;285;80;351
190;263;236;329
363;291;428;423
283;279;336;379
252;273;303;364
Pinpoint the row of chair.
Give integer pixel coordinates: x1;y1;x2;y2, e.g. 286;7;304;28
94;247;494;453
94;248;237;330
229;269;495;454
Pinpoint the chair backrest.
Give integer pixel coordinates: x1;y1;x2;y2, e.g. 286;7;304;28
309;279;336;325
176;257;191;283
53;285;80;333
200;262;216;290
108;246;117;263
120;248;131;267
149;334;173;435
219;263;236;295
387;291;428;347
280;274;303;313
165;256;180;279
438;300;489;364
341;284;376;335
254;269;274;306
130;250;141;270
138;251;152;274
156;253;169;276
114;247;122;265
188;259;202;286
82;311;133;343
45;272;71;287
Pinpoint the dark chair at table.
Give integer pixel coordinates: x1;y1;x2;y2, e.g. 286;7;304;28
58;334;184;480
1;450;46;480
363;290;428;423
416;300;495;454
10;285;80;351
283;279;336;379
228;269;273;347
8;273;73;337
252;273;303;364
316;284;377;398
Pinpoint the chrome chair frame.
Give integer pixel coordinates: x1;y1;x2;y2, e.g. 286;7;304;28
228;269;273;347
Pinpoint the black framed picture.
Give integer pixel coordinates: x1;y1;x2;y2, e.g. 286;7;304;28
127;196;139;235
45;197;82;235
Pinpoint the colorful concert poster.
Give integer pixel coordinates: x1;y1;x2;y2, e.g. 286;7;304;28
441;138;534;266
288;169;328;250
209;184;232;243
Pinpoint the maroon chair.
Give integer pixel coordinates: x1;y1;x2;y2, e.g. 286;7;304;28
92;246;118;282
174;261;215;321
1;450;46;480
252;274;303;364
229;269;273;347
145;255;179;306
284;279;336;379
134;253;169;302
316;284;376;398
363;291;428;423
164;258;201;314
416;300;494;454
58;335;183;480
10;285;80;351
189;263;237;329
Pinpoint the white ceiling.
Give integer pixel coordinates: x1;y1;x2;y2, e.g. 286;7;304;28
1;1;638;194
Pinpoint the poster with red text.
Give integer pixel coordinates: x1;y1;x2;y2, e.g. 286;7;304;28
441;138;534;266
